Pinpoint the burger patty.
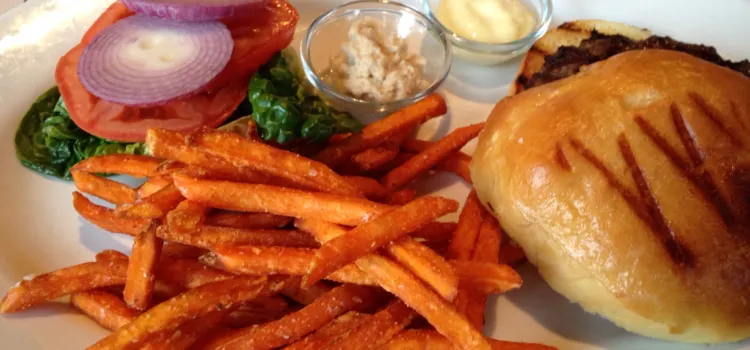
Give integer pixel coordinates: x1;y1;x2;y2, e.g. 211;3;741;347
522;31;750;90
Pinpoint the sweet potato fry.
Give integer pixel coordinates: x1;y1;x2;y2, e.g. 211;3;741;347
201;284;381;350
305;196;458;286
280;281;333;305
345;175;390;201
73;192;151;236
353;255;491;350
286;312;372;350
116;183;185;219
192;129;363;197
70;290;139;331
0;260;128;313
401;139;473;184
87;275;271;350
323;300;416;350
388;188;417;205
381;330;557;350
70;154;162;178
152;160;186;175
124;223;163;310
382;123;484;190
411;222;457;243
173;173;394;226
72;170;136;205
158;225;318;250
464;216;503;328
166;200;207;234
314;94;448;166
351;147;400;171
448;190;486;260
161;242;207;259
205;211;291;229
384;236;459;300
137;174;174;199
452;261;522;295
499;242;527;266
157;257;233;289
95;250;129;263
211;246;376;286
140;310;231;350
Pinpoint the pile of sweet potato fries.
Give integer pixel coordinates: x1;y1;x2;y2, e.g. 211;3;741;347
0;94;551;349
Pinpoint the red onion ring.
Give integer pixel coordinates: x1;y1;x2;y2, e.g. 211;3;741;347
77;14;233;107
119;0;269;22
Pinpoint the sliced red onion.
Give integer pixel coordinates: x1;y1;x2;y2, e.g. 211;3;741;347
119;0;268;22
78;14;233;107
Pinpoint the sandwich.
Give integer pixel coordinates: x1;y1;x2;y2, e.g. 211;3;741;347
470;20;750;344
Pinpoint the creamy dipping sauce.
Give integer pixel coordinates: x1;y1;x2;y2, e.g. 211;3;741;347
322;18;427;103
437;0;535;43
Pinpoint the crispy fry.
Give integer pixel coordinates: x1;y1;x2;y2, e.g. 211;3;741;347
173;173;394;226
87;275;272;350
70;290;139;331
70;154;162;178
314;94;448;166
192;129;363;197
354;255;491;350
382;123;484;190
140;310;231;350
221;296;291;328
385;236;459;300
116;183;185;219
73;192;151;236
0;260;128;313
452;261;522;295
72;170;136;205
152;281;186;301
211;246;376;286
158;225;318;250
152;160;186;175
305;197;458;286
286;312;372;350
205;211;291;229
161;242;207;259
157;257;233;289
463;216;503;328
388;188;417;205
381;330;557;350
411;222;457;243
202;284;381;350
280;281;333;305
401;139;473;184
95;250;129;263
351;147;400;171
165;200;207;234
345;175;390;201
324;300;416;350
124;223;163;310
137;174;174;199
499;242;527;266
448;190;486;260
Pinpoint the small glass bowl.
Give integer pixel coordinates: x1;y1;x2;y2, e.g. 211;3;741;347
299;0;452;122
423;0;553;66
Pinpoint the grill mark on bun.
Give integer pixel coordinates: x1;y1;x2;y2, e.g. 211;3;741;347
554;142;572;171
671;104;706;166
688;93;742;145
618;134;693;265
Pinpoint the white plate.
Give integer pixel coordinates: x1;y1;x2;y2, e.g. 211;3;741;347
0;0;748;349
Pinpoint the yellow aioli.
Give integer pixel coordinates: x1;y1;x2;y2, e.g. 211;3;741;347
436;0;535;44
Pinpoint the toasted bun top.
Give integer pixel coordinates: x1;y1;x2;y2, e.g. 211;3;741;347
471;49;750;342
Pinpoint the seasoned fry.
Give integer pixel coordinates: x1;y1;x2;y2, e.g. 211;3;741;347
463;216;503;328
345;175;390;201
388;188;417;205
116;183;185;219
137;174;174;199
152;160;186;175
192;129;363;197
323;300;416;350
351;147;400;171
161;242;207;259
280;281;333;305
72;170;136;205
95;249;129;263
211;246;376;286
411;222;457;243
202;284;381;350
70;154;162;178
381;330;557;350
140;310;231;350
173;173;394;226
354;255;491;350
73;192;151;236
157;257;233;289
0;260;128;313
385;236;459;300
166;200;207;234
382;123;484;190
448;190;486;260
305;196;458;286
452;261;522;294
87;275;271;350
158;225;318;250
124;223;163;310
70;291;138;331
401;139;473;184
314;94;448;166
286;312;372;350
205;211;291;229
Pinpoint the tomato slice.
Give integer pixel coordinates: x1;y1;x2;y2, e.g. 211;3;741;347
55;1;299;142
